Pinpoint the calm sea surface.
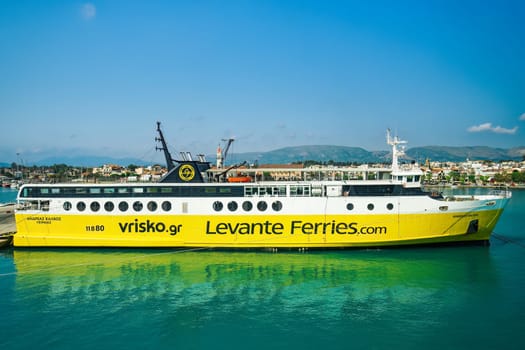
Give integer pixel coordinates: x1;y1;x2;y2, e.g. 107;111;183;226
1;187;524;349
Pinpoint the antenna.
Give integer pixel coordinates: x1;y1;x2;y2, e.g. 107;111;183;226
386;129;407;170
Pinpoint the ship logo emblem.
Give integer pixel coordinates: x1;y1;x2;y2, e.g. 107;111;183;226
179;164;195;181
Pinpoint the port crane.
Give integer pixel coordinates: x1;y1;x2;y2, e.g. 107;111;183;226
217;138;234;168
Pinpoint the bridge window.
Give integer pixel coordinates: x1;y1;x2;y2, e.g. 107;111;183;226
245;187;258;196
205;187;217;194
160;187;173;194
290;185;310;197
89;188;101;194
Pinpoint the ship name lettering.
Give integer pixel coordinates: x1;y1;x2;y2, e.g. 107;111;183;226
206;221;284;235
118;219;181;235
290;220;387;235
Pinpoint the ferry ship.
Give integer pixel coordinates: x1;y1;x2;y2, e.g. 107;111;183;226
13;123;511;248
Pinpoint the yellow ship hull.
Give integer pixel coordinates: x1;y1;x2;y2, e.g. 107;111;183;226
14;209;504;248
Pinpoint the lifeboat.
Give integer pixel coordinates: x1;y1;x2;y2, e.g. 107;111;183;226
227;176;253;183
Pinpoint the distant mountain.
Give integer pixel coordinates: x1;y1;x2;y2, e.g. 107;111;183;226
406;146;525;163
224;145;525;165
31;156;155;167
1;145;523;168
229;145;388;164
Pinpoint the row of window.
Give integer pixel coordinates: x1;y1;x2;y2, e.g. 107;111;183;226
208;201;395;212
23;185;301;198
63;200;396;213
64;200;172;213
346;203;395;211
24;186;243;198
212;200;283;212
24;184;425;199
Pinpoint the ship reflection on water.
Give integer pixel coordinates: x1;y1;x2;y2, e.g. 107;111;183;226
10;248;496;311
2;248;498;348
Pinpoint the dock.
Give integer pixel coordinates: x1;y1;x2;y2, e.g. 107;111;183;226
0;203;16;247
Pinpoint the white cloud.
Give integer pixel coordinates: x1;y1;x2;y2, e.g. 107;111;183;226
467;122;518;135
467;123;492;132
81;3;96;20
520;113;525;121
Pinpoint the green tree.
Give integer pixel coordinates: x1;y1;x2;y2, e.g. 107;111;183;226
511;170;525;183
494;172;511;183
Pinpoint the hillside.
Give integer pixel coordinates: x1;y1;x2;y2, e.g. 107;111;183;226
226;145;525;165
406;146;525;163
230;145;388;165
1;145;524;167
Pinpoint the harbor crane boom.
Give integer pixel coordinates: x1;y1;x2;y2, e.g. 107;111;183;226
155;121;176;171
222;138;235;165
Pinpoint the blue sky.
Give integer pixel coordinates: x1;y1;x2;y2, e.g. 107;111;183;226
1;0;524;164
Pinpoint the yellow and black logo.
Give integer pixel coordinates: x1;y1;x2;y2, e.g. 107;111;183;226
178;164;195;181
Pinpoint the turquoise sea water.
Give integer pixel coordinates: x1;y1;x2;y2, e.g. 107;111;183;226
1;187;524;349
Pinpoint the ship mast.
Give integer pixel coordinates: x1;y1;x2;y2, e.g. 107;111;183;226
386;129;407;171
155;121;176;171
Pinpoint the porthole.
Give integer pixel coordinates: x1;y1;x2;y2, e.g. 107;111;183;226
346;203;354;211
77;202;86;212
213;201;223;212
272;201;283;211
257;201;267;211
90;201;100;212
227;201;238;211
63;201;72;211
162;201;171;211
119;201;129;212
147;201;158;212
242;201;253;211
104;201;114;212
367;203;374;211
133;201;143;212
386;203;394;210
